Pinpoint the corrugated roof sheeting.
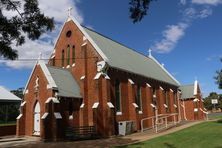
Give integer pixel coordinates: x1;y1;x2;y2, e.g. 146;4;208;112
83;27;180;86
46;65;82;98
179;84;195;99
0;86;21;102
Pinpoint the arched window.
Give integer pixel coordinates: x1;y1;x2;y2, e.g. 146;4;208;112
72;45;75;64
165;90;169;112
67;45;70;65
136;85;142;111
115;79;121;112
152;88;157;112
62;50;65;67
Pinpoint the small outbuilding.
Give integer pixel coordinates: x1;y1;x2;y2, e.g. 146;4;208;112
0;86;21;123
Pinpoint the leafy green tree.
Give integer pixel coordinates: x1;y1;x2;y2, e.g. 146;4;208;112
129;0;154;23
11;87;24;99
215;59;222;89
204;92;222;110
0;0;54;60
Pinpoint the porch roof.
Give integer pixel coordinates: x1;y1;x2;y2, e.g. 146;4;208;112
46;65;82;98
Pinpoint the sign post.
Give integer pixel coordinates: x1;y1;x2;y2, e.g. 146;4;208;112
211;99;218;110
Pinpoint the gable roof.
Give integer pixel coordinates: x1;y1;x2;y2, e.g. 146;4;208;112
46;65;82;98
179;84;195;99
83;27;180;86
0;86;21;102
24;60;81;98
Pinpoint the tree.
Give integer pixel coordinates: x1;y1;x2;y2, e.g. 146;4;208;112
129;0;154;23
11;87;24;99
0;0;54;60
215;59;222;89
204;92;222;110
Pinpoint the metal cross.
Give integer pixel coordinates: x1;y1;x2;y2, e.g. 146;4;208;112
148;48;152;57
68;7;72;17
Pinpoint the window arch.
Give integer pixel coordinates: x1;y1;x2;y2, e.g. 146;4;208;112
62;50;65;67
136;85;142;111
115;79;121;112
67;45;70;65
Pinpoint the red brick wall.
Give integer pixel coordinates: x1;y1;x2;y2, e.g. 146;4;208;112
180;98;206;121
108;68;179;131
19;19;182;140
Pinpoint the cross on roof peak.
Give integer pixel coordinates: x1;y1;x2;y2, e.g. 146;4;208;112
67;7;73;17
148;48;152;57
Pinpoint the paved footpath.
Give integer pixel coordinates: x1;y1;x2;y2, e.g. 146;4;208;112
0;120;206;148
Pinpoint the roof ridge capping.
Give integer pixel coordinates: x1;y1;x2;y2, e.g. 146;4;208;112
82;25;150;59
149;55;180;86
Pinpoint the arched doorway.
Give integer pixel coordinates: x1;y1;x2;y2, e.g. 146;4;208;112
33;102;40;135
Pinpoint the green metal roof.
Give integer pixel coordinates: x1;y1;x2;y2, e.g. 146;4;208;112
46;65;82;98
179;84;194;99
83;27;180;86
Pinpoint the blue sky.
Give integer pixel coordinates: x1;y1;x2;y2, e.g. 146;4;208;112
0;0;222;97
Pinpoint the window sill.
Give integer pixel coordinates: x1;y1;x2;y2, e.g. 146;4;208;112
116;112;122;116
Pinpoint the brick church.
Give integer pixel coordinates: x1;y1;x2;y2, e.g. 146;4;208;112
179;80;207;121
16;15;206;141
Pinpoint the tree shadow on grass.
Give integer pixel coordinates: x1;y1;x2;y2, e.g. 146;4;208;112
163;142;176;148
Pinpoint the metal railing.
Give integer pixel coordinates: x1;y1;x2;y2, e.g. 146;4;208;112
141;113;179;133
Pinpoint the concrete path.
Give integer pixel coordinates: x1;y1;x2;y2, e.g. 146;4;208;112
0;120;207;148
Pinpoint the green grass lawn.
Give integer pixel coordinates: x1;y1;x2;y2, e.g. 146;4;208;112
208;113;222;120
117;121;222;148
0;122;16;127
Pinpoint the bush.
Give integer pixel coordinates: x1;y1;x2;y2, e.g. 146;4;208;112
217;119;222;123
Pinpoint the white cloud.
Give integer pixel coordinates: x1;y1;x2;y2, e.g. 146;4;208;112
38;0;83;24
0;36;53;69
151;1;217;53
192;0;222;5
180;0;187;5
151;23;188;53
206;55;222;61
1;0;84;69
184;7;197;19
198;7;213;18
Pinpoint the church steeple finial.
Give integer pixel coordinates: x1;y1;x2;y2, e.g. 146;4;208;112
38;52;42;60
148;48;152;57
67;7;72;18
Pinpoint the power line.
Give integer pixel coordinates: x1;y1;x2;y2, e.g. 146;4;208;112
0;57;98;62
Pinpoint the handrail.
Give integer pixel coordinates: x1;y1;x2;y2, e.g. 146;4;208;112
141;113;179;133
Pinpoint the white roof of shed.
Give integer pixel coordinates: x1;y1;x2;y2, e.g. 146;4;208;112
0;86;21;102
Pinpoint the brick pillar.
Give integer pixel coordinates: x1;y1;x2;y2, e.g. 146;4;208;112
157;89;164;115
16;102;26;136
169;91;173;113
41;101;52;141
127;81;137;131
97;76;114;137
106;79;115;136
143;86;153;129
